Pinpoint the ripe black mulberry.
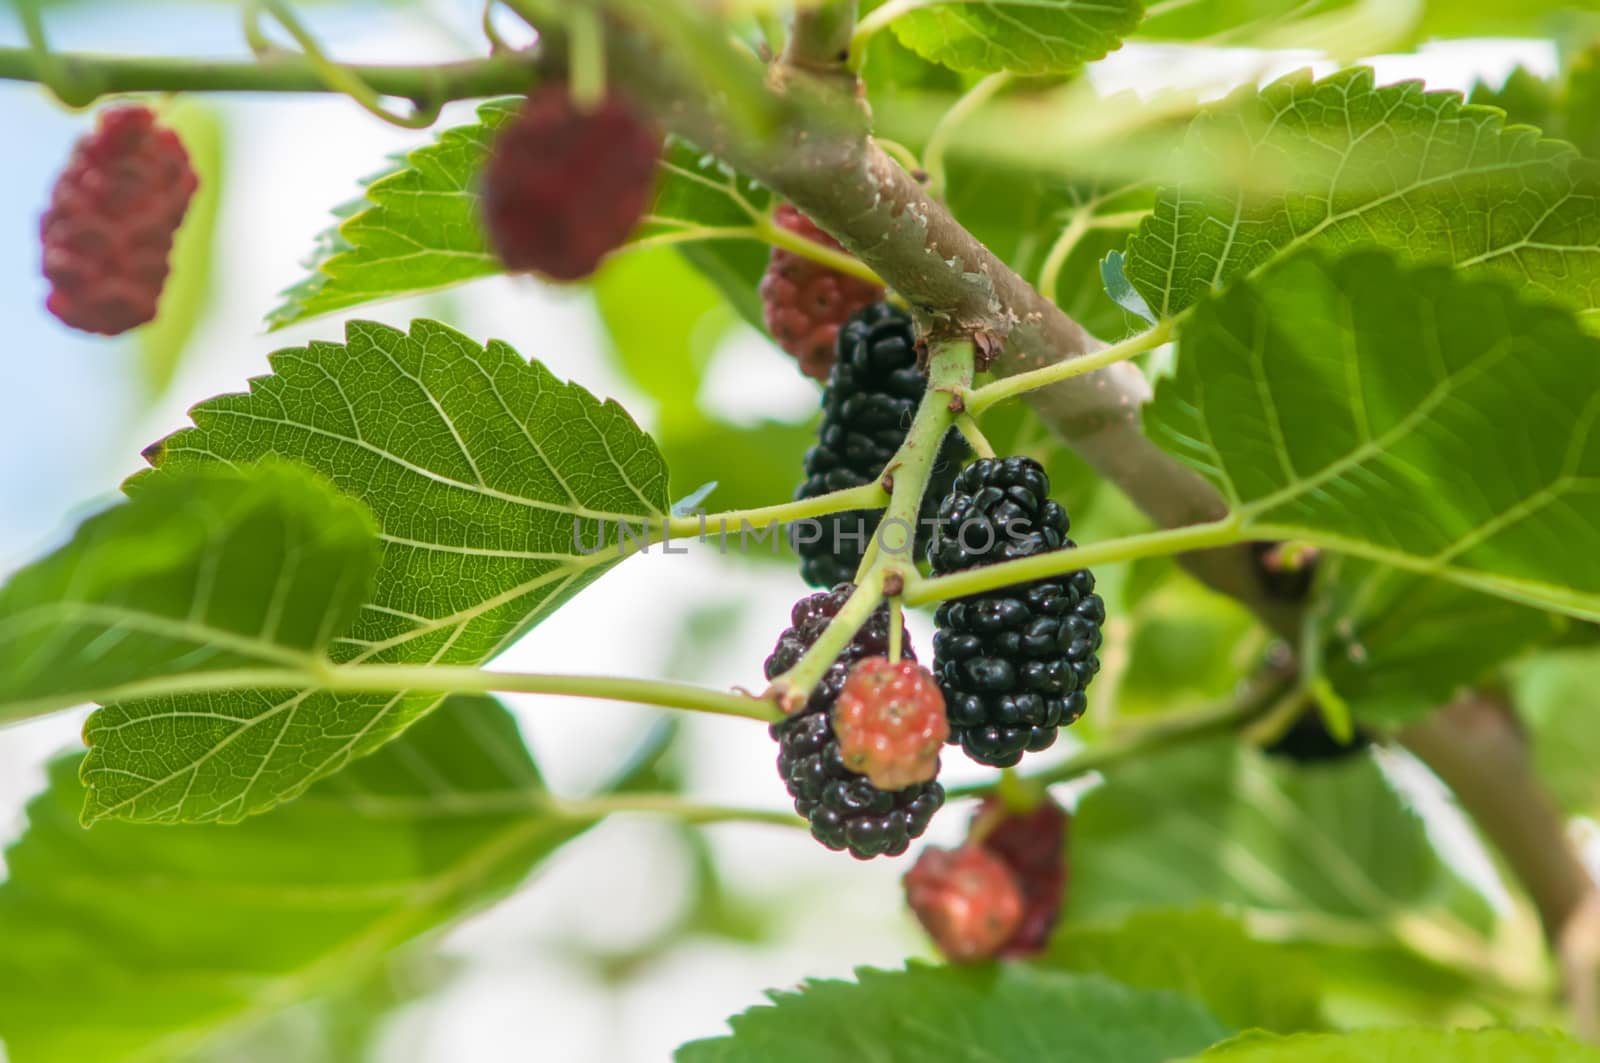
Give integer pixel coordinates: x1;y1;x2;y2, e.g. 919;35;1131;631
794;303;967;588
927;457;1104;767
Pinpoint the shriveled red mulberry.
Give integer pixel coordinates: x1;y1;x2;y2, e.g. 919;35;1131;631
40;106;198;335
904;845;1024;963
760;204;883;380
973;796;1070;957
482;84;661;281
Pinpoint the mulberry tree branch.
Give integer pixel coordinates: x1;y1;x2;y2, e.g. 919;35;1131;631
1401;693;1600;1034
0;46;538;109
783;1;858;73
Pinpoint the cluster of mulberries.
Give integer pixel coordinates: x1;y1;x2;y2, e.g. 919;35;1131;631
40;106;198;335
927;457;1104;767
760;204;884;380
765;585;945;859
794;303;967;588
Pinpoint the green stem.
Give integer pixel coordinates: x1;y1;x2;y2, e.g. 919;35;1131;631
1091;209;1153;230
847;0;924;69
888;595;905;664
566;3;606;108
756;11;787;55
14;0;70;105
551;793;805;828
758;213;884;286
249;0;443;127
481;0;513;54
1036;206;1095;304
904;516;1242;606
0;46;539;109
876;340;972;568
874;137;923;174
624;225;767;253
770;339;974;706
664;481;886;540
5;662;784;726
967;318;1174;414
770;569;887;712
923;71;1011;199
954;411;996;459
317;663;782;722
944;675;1290;799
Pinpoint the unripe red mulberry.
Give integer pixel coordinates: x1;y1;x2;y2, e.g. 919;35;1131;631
40;106;198;335
904;845;1025;963
483;84;661;281
833;658;948;791
760;204;883;380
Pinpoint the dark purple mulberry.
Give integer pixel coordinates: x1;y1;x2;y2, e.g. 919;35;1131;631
765;584;945;858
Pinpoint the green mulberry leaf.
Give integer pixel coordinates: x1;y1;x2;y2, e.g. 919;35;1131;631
1124;67;1600;320
80;318;668;824
888;0;1145;76
267;95;772;330
1151;249;1600;622
1070;739;1495;932
677;965;1229;1063
1040;908;1325;1034
1316;559;1564;726
0;462;377;725
1193;1027;1600;1062
268;98;515;328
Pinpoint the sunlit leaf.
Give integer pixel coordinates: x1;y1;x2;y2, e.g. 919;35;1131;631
1151;250;1600;622
0;463;377;725
81;319;668;823
1124;68;1600;320
889;0;1145;76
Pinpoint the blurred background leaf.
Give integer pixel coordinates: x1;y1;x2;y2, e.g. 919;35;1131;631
137;98;223;394
1040;906;1325;1033
0;696;593;1063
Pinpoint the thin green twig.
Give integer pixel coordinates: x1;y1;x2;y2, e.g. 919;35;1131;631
944;672;1293;799
905;516;1243;606
248;0;444;127
966;318;1174;414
